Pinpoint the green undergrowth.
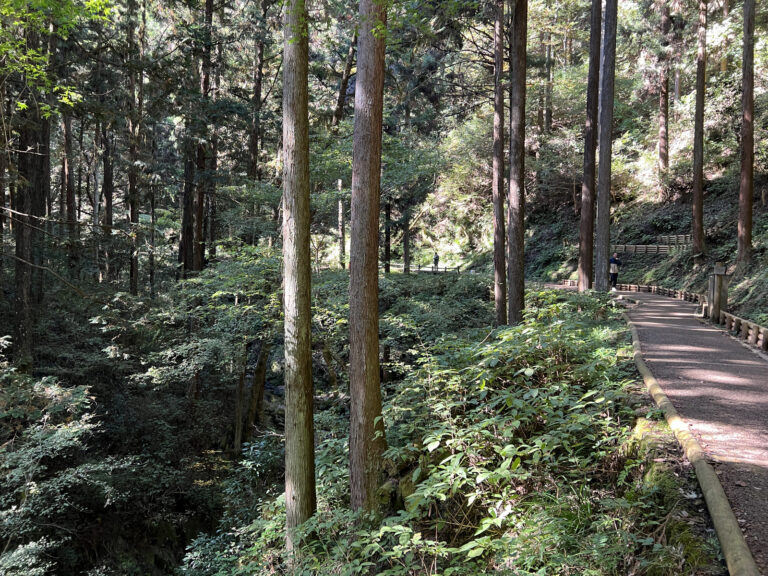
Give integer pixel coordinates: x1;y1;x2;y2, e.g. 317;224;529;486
180;284;721;575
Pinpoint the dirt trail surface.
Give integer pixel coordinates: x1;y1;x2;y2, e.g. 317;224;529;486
626;291;768;573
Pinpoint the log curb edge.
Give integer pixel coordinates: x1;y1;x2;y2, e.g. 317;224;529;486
620;301;760;576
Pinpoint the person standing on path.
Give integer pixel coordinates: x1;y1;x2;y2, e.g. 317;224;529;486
433;252;439;271
609;252;622;290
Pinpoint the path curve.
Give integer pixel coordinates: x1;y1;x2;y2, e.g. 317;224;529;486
626;291;768;573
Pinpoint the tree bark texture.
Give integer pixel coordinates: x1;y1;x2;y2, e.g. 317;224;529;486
506;0;527;324
737;0;754;266
691;0;707;261
193;0;214;272
577;0;601;292
658;3;670;180
282;0;316;551
384;201;391;273
544;32;553;133
338;180;345;269
248;0;269;181
594;0;618;292
349;0;388;512
492;0;507;324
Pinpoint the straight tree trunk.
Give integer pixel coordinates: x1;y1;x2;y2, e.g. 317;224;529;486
338;179;345;269
282;0;316;551
403;207;410;274
102;125;113;280
245;340;272;439
384;201;391;273
594;0;619;292
506;0;528;324
349;0;388;511
721;0;729;72
492;0;507;325
62;112;77;269
331;34;357;129
737;0;755;266
544;32;553;133
248;0;269;180
193;0;214;272
180;138;196;275
691;0;707;263
658;3;670;180
577;0;601;292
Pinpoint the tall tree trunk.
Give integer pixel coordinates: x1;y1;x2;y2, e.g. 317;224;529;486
101;124;114;280
577;0;601;292
76;119;84;222
737;0;754;267
180;138;196;275
208;29;221;261
331;34;357;129
492;0;506;324
403;206;410;274
338;179;345;269
282;0;316;551
193;0;214;272
384;201;391;273
248;0;269;180
349;0;388;512
14;32;46;368
506;0;527;324
544;32;553;133
0;81;6;255
721;0;729;72
62;112;78;270
594;0;619;292
691;0;707;263
245;340;272;439
658;3;670;181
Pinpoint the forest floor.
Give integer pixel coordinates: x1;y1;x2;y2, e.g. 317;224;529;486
625;291;768;572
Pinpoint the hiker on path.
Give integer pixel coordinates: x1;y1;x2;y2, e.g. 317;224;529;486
433;252;439;271
609;253;622;290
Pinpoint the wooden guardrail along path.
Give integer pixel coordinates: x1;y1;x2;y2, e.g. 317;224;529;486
562;279;768;355
384;262;462;274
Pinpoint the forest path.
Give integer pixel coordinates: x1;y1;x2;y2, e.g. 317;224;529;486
626;291;768;573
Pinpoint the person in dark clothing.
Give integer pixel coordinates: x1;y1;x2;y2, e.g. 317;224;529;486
609;253;622;290
433;252;439;271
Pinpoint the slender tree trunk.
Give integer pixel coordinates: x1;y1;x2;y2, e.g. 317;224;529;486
338;179;345;269
544;32;553;133
127;0;143;295
62;112;78;270
76;119;84;222
737;0;754;267
492;0;506;324
331;34;357;129
577;0;601;292
149;182;156;298
208;33;221;261
721;0;729;72
691;0;707;263
349;0;388;512
102;124;113;280
180;138;196;275
403;207;410;274
282;0;316;551
384;201;391;273
248;0;269;180
658;3;670;181
193;0;214;271
594;0;619;292
0;82;6;254
506;0;527;324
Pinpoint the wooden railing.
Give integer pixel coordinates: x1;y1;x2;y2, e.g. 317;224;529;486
385;262;462;274
611;244;674;254
559;279;768;353
657;234;693;245
718;311;768;352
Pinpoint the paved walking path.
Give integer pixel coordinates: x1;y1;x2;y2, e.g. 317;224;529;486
626;292;768;573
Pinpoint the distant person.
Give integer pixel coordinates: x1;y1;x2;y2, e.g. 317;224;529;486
609;252;622;290
433;252;439;271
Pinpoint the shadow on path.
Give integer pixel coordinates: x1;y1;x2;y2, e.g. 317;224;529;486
627;292;768;572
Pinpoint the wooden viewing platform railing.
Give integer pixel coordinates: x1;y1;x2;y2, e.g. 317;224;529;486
657;234;693;245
